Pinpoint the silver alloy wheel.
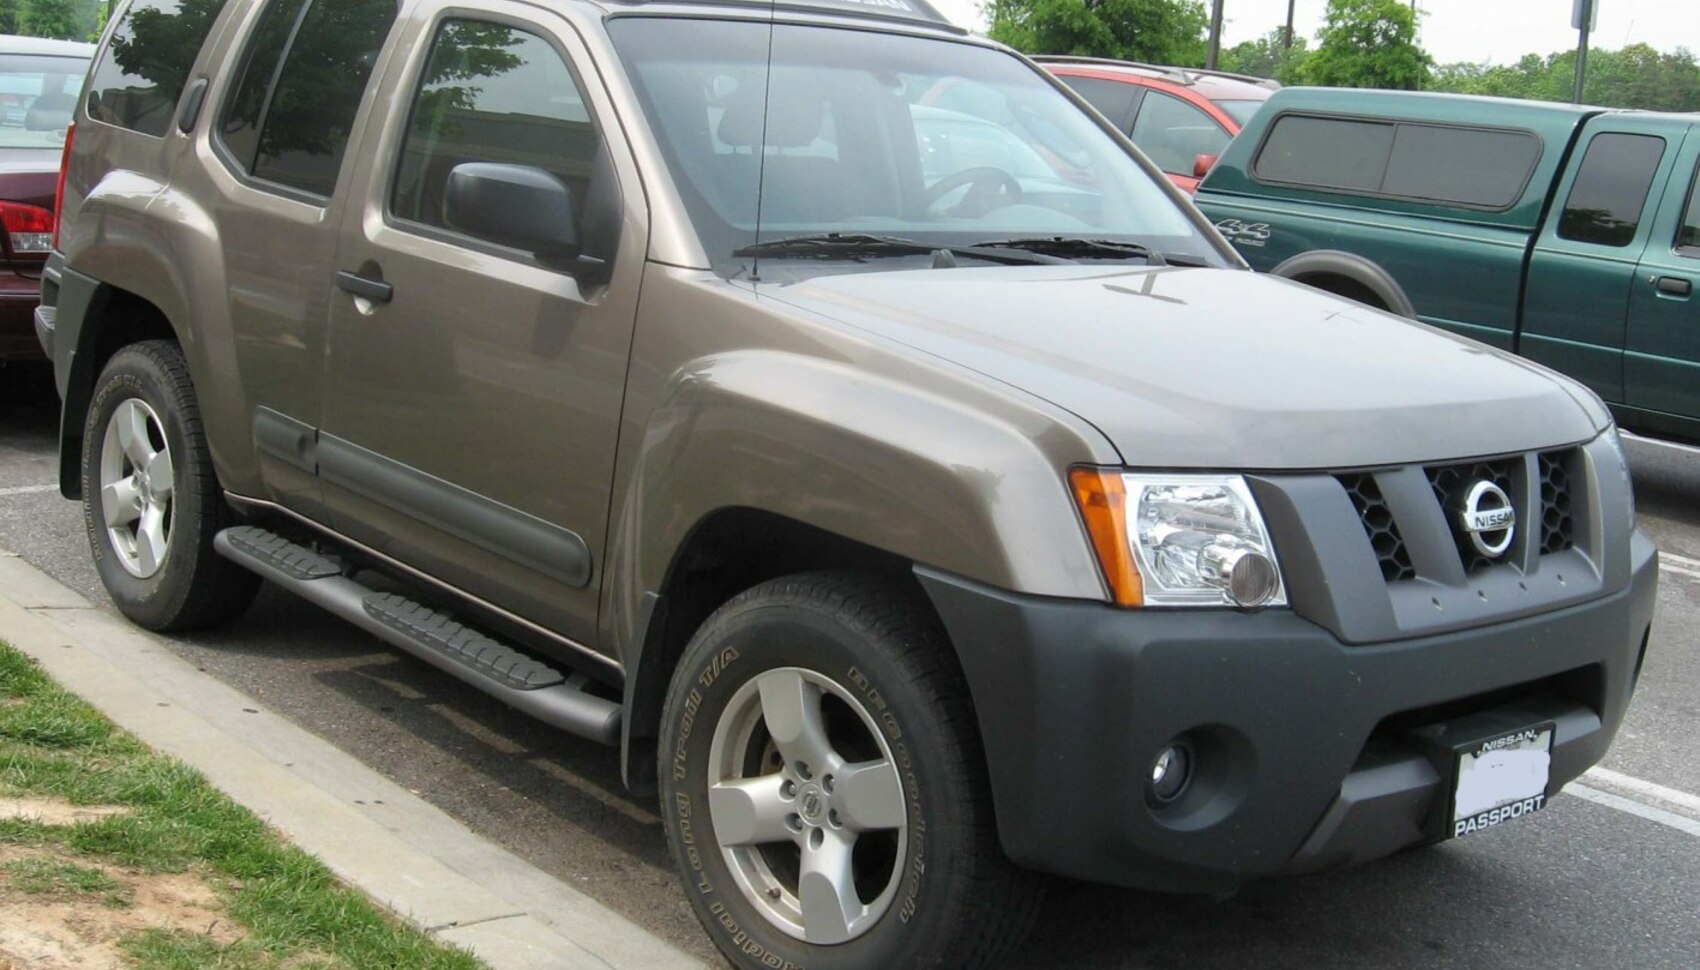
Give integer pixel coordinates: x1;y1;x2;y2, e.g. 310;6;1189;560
98;397;175;579
707;667;909;945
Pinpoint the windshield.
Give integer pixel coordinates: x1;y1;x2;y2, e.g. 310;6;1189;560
1215;98;1266;127
0;54;89;150
608;19;1221;275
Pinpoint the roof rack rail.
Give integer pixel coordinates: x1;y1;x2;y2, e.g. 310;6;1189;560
1185;67;1282;90
1030;55;1194;86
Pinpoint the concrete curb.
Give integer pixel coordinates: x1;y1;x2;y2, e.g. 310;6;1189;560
0;550;707;970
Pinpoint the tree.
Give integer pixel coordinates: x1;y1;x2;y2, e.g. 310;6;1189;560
986;0;1210;67
0;0;21;35
1220;28;1311;84
24;0;81;39
1304;0;1431;90
1429;44;1700;112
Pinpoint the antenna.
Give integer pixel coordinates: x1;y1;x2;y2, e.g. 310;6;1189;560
748;0;778;283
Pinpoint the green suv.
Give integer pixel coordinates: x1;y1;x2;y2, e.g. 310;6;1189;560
36;3;1656;969
1197;88;1700;445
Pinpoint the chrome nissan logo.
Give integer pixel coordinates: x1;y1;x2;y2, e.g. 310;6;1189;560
1460;481;1516;558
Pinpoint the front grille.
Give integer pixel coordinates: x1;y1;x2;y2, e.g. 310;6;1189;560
1426;458;1517;573
1340;473;1416;582
1538;449;1575;555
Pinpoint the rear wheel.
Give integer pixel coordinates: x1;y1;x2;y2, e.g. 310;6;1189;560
82;341;258;631
659;572;1043;970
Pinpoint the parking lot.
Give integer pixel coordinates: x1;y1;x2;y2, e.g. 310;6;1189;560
3;365;1699;969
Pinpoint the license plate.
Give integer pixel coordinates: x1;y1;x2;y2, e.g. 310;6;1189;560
1450;724;1553;839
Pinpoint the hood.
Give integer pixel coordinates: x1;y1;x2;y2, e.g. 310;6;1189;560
763;265;1607;469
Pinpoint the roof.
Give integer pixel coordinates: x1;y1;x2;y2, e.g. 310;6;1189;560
1035;56;1278;102
598;0;963;32
0;34;96;58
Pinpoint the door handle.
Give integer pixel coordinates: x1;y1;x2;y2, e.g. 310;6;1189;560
1655;275;1692;297
336;270;393;304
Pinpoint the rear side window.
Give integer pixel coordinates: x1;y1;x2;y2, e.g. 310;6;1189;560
87;0;230;137
1056;76;1138;130
1255;114;1541;210
391;19;604;239
217;0;399;197
1678;164;1700;255
1558;132;1665;248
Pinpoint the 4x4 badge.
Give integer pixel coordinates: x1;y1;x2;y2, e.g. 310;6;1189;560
1461;481;1516;557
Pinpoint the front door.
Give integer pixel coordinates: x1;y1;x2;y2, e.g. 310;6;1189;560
318;2;645;653
1625;131;1700;433
1522;118;1688;405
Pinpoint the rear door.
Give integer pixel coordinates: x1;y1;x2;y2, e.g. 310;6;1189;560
1623;128;1700;432
1522;118;1687;405
316;0;645;652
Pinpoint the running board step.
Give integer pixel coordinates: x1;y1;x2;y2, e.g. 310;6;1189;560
214;526;620;745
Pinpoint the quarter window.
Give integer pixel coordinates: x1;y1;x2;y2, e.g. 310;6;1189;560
87;0;230;137
1131;91;1228;176
391;19;606;243
1679;164;1700;256
1254;114;1541;210
1557;133;1665;248
216;0;399;197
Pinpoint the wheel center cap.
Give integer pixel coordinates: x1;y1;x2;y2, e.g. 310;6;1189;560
798;784;826;824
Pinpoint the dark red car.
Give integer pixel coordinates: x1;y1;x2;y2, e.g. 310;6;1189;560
1038;57;1275;193
0;35;92;363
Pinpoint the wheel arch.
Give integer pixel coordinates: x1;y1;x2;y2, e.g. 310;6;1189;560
1270;250;1417;319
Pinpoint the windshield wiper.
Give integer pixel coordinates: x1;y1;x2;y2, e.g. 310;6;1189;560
969;237;1169;267
734;233;1068;266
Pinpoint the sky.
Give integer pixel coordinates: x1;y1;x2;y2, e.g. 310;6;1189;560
927;0;1700;67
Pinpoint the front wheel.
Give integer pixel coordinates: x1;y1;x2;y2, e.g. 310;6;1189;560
659;572;1043;970
82;340;259;631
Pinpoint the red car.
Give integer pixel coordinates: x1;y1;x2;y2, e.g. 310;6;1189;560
0;35;92;363
1038;57;1275;193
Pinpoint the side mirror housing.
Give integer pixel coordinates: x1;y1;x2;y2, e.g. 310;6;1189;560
1192;153;1220;180
444;162;609;282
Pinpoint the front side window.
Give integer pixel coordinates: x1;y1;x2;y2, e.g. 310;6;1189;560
0;54;91;148
217;0;399;197
1130;91;1229;175
1558;132;1665;248
609;20;1211;277
392;19;603;240
87;0;230;137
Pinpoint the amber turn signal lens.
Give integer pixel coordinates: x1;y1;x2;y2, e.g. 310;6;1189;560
1069;467;1144;607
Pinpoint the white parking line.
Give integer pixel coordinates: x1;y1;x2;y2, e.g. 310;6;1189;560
1664;552;1700;584
0;484;56;498
1583;766;1700;816
1567;784;1700;839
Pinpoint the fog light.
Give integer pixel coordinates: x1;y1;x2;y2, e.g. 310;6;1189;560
1150;744;1191;803
1200;543;1280;609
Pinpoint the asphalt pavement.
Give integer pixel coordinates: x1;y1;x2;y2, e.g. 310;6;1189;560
3;361;1698;969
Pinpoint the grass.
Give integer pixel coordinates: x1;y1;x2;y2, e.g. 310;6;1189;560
0;642;487;970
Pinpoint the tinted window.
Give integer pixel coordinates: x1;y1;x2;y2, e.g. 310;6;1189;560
1381;125;1541;208
1256;114;1541;209
250;0;398;196
1679;164;1700;254
87;0;229;137
0;54;91;149
392;20;603;241
1131;91;1228;175
1056;76;1138;129
218;0;310;171
1256;114;1392;192
1558;133;1665;248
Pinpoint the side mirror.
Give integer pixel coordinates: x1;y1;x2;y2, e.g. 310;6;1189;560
1192;153;1220;180
444;162;608;281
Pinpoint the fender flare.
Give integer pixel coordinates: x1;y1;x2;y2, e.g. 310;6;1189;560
1270;250;1417;319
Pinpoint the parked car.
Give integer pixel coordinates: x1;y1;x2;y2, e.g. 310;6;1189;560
0;35;92;363
1197;87;1700;446
41;2;1654;969
1039;56;1275;192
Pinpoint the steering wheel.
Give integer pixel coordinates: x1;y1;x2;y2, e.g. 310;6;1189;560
923;166;1023;217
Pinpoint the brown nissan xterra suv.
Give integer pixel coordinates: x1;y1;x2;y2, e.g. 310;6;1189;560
38;1;1657;968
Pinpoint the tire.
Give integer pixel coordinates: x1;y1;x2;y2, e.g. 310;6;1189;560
659;572;1044;970
81;340;259;631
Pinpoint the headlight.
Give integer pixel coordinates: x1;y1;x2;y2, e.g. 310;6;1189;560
1070;469;1287;609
